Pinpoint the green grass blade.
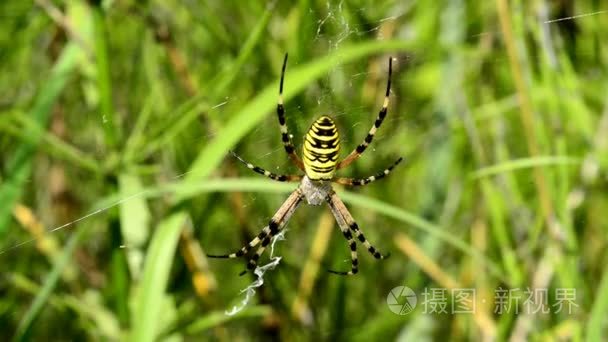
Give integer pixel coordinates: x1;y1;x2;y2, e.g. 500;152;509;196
94;177;500;280
586;263;608;342
338;190;504;281
9;112;100;172
12;224;88;342
470;156;581;180
184;306;271;334
130;212;187;342
0;43;81;237
209;2;275;99
92;4;119;147
118;173;150;279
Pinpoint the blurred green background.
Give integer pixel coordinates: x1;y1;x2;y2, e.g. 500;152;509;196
1;0;607;340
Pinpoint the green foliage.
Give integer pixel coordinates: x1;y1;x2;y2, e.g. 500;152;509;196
1;0;607;340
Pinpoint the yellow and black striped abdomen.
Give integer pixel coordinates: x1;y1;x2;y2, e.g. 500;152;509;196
303;116;340;180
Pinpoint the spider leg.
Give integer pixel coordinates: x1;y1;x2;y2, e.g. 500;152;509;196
333;157;403;186
239;236;272;276
277;53;305;171
337;57;393;170
206;223;270;259
330;192;390;260
230;151;302;182
239;189;304;275
326;192;359;276
208;189;303;269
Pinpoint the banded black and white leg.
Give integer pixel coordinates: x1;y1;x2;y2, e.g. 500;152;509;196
277;53;305;170
337;57;393;169
327;191;359;275
230;151;302;182
206;223;269;260
240;236;272;276
240;190;304;274
329;192;390;262
208;189;304;273
333;157;403;186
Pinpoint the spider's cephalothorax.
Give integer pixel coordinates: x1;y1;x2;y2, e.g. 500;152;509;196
209;54;403;276
300;175;332;205
303;115;340;181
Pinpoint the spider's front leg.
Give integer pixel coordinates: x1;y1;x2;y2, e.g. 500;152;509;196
277;53;305;171
337;57;393;169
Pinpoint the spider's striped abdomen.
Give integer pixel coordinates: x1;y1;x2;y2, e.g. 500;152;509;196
303;115;340;180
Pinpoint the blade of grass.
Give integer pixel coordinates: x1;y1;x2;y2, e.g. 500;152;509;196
394;233;497;337
138;101;210;162
208;1;276;99
470;156;581;180
586;263;608;342
496;0;553;227
123;95;158;165
93;177;502;281
0;42;81;237
339;189;504;281
12;223;89;342
91;2;120;147
10;273;121;340
136;2;276;161
7;111;100;172
292;210;334;324
479;179;523;286
118;173;150;280
184;305;271;334
130;212;187;342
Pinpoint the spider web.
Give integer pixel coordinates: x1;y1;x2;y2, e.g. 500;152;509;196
225;229;287;316
246;2;410;165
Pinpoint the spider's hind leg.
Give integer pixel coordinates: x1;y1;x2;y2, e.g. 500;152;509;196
206;225;271;259
239;236;272;276
327;232;359;276
209;189;304;275
350;221;391;260
328;192;390;263
326;192;360;276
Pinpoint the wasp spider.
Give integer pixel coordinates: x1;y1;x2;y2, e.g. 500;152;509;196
208;54;402;275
